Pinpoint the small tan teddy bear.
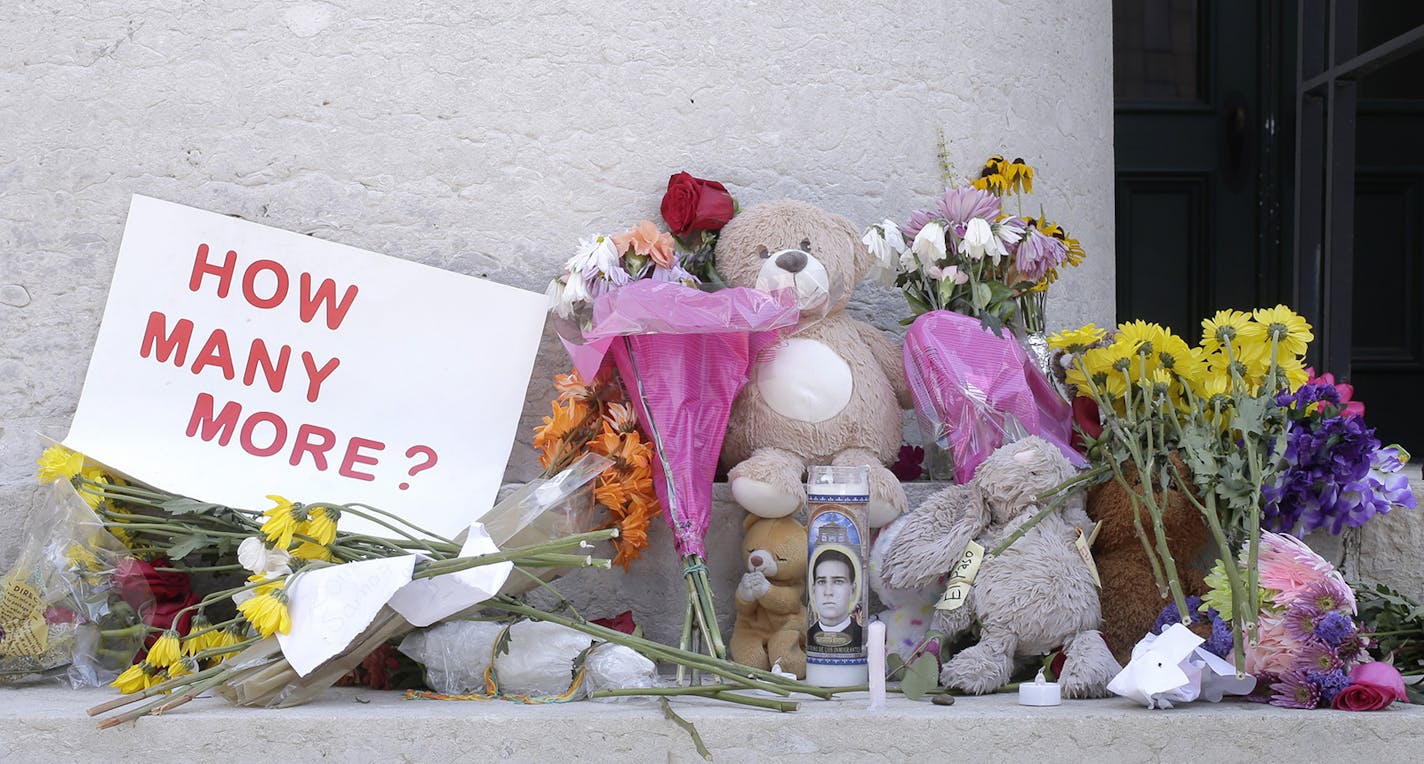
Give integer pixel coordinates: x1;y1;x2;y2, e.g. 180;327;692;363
716;200;911;528
730;514;809;678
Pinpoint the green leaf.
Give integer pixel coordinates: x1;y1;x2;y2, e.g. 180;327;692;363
166;533;210;560
885;652;907;680
900;654;938;701
905;291;934;316
972;282;992;311
160;497;226;515
494;625;513;658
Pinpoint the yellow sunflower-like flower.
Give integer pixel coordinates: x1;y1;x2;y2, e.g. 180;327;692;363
302;507;339;546
36;445;85;484
111;662;156;695
1114;320;1169;361
290;540;333;562
1005;157;1034;195
1252;305;1314;358
1048;323;1107;354
147;631;182;667
260;495;301;549
183;616;224;657
970;154;1010;196
1200;309;1256;350
238;587;291;639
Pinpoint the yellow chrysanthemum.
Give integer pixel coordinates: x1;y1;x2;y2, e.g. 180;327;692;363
290;540;333;562
302;507;339;546
1252;305;1314;358
1048;323;1107;354
36;445;85;484
260;495;300;549
111;662;155;695
1200;309;1258;350
72;466;114;509
182;616;223;657
1114;320;1169;360
147;631;182;667
238;588;291;639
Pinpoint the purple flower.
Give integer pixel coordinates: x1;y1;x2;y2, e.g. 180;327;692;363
1151;597;1232;658
1013;223;1067;282
1299;578;1357;615
1271;670;1323;709
1308;669;1351;704
1314;611;1356;647
1284;604;1324;643
1152;596;1202;634
1296;642;1343;674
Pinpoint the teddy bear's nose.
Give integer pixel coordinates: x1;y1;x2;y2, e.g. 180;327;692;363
774;250;807;274
749;553;764;568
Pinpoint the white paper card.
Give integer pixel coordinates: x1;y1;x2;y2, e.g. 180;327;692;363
64;195;547;537
277;555;417;676
1107;623;1257;709
388;523;514;627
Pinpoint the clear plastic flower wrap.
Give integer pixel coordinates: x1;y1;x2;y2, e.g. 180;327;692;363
478;452;611;595
0;481;146;686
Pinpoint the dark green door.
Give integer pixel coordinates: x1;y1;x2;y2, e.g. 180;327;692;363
1113;1;1290;340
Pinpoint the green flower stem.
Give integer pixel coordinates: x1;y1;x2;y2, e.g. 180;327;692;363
335;502;458;547
321;504;446;556
413;529;618;579
989;463;1110;555
334;533;418;557
191;639;261;663
155;563;245;573
589;686;799;712
515;553;612;569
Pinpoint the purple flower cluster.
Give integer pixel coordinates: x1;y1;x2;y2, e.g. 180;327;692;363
1268;576;1366;708
1262;379;1415;535
1152;596;1233;658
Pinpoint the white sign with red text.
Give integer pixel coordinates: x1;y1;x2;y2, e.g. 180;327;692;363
64;195;547;537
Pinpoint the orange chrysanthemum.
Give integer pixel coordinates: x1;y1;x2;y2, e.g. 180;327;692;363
532;368;661;569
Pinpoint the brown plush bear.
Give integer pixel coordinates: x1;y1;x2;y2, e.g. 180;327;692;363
730;514;809;677
716;199;911;528
1089;456;1211;665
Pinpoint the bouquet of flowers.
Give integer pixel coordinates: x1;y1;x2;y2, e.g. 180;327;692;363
36;445;827;729
1050;306;1413;675
546;173;799;662
863;154;1085;335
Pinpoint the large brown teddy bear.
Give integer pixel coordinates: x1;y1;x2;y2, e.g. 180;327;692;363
1089;456;1211;665
717;200;911;528
730;515;809;677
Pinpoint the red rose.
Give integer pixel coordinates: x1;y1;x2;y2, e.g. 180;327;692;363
1331;681;1398;711
660;172;735;237
115;558;192;607
592;610;638;635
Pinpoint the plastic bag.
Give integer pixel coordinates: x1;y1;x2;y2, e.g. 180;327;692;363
0;481;145;686
398;619;506;695
903;310;1085;483
583;643;657;699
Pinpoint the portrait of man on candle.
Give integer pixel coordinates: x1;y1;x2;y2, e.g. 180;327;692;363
807;547;863;651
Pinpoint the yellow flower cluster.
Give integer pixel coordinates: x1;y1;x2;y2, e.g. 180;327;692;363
1050;306;1314;415
260;495;338;562
971;154;1035;196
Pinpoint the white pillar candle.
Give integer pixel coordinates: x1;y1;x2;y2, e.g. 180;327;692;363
867;619;887;710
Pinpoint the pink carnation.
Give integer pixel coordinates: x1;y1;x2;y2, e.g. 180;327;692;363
1257;532;1335;605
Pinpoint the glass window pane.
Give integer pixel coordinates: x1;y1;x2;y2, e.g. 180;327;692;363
1114;0;1202;101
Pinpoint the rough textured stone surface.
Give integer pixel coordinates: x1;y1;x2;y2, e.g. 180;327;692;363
0;0;1116;566
1;686;1421;762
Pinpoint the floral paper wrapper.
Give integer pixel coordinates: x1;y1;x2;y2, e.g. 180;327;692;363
903;310;1084;483
565;280;798;557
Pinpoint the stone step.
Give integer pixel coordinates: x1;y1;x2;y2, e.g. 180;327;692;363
2;686;1420;762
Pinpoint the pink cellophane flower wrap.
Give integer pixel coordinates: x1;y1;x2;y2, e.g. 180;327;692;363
903;310;1084;483
564;280;799;557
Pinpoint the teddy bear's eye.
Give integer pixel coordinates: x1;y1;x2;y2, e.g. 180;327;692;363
775;556;787;563
799;239;812;253
755;245;770;259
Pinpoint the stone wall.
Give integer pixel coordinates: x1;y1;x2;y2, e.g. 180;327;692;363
0;1;1117;564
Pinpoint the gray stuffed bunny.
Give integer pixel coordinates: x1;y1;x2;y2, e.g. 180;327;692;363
879;436;1120;697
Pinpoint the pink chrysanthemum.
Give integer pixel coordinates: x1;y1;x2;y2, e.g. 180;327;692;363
1257;532;1335;606
1247;613;1302;676
1284;603;1325;643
